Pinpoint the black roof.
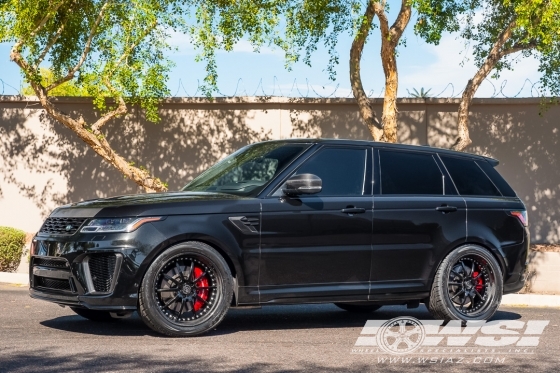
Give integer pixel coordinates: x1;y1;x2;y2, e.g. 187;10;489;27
261;138;499;166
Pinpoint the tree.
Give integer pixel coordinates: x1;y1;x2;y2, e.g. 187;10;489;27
190;1;414;142
416;0;560;151
21;68;90;96
283;0;412;142
0;0;187;192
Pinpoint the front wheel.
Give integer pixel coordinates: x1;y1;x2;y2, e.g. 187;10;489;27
428;244;503;321
138;241;233;337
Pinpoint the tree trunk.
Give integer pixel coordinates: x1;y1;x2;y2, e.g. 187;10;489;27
452;20;517;151
374;0;411;143
10;50;168;193
350;0;383;141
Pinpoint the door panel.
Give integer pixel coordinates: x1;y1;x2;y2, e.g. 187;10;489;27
259;146;373;301
371;196;466;293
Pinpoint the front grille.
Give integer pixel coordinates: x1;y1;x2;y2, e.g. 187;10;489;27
39;217;87;235
35;277;71;291
34;257;69;269
88;254;117;293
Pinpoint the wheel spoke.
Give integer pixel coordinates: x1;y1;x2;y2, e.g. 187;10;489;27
193;270;207;283
178;298;185;316
460;260;469;276
450;269;463;279
186;261;195;281
195;286;216;290
474;289;483;299
448;282;462;286
471;261;475;276
156;287;179;293
459;294;467;311
176;262;185;282
450;289;465;301
164;294;180;308
473;273;483;280
163;274;181;286
195;294;208;304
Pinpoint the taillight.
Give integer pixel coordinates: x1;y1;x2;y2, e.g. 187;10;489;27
510;211;528;227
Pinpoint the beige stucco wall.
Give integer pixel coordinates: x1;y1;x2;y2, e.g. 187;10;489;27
1;96;558;243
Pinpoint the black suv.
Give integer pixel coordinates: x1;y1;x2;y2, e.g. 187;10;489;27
30;139;529;336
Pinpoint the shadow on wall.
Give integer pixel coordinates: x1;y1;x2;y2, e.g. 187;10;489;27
0;100;272;220
469;107;560;243
428;103;560;243
288;102;427;145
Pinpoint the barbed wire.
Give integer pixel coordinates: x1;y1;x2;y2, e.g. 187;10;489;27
2;76;543;99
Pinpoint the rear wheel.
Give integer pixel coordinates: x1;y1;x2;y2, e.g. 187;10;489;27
428;244;502;321
334;303;382;313
70;307;114;322
139;241;233;337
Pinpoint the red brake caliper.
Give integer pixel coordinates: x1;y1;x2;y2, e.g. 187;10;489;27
472;270;484;292
193;267;209;311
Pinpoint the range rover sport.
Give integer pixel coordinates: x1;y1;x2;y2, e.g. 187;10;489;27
29;139;529;336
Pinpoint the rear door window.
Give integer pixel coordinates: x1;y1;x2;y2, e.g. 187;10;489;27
378;150;443;195
440;156;501;196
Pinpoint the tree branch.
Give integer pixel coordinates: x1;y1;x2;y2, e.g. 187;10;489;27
11;0;67;55
389;0;412;46
350;0;383;140
34;14;69;69
46;0;111;92
109;19;158;76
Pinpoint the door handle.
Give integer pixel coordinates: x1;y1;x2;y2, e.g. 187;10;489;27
436;205;458;213
341;207;366;214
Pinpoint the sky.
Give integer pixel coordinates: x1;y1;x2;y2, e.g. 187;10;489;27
0;15;542;99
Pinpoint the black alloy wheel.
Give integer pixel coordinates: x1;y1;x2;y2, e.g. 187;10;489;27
139;241;233;337
428;244;502;321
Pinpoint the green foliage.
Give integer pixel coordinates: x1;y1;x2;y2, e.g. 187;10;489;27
407;87;432;97
0;227;26;272
21;67;90;96
0;0;187;122
414;0;560;98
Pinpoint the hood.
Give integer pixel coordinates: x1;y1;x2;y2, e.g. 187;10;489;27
50;191;255;218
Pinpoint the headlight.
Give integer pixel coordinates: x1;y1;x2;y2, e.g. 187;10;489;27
81;217;162;233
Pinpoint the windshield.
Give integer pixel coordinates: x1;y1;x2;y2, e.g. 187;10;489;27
182;142;311;196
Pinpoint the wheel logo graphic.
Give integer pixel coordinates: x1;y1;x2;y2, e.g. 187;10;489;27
376;317;425;355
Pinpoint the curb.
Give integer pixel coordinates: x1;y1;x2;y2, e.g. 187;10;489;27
501;294;560;308
0;272;29;285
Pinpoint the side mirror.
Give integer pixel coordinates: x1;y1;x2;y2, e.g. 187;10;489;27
282;174;322;196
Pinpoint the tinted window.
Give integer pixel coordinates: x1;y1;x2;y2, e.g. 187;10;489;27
294;147;367;196
379;150;443;195
476;161;516;197
184;142;309;196
441;156;501;196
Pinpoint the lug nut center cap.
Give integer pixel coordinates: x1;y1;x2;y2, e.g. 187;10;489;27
181;284;192;294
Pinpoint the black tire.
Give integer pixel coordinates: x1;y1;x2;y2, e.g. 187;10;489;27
334;303;382;313
138;241;233;337
428;244;503;321
70;307;115;322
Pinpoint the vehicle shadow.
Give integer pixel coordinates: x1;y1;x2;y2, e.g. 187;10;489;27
39;304;522;337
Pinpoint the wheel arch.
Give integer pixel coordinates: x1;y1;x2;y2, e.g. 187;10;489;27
134;233;243;291
428;240;507;296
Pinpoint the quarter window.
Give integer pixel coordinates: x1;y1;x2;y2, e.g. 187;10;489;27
379;150;443;195
440;156;501;196
293;147;367;196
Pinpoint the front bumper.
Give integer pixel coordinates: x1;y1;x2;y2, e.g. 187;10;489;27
28;232;152;311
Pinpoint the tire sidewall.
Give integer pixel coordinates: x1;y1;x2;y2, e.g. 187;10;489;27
139;241;233;336
434;245;503;321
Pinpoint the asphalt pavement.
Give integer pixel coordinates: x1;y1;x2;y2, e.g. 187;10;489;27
1;283;559;372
